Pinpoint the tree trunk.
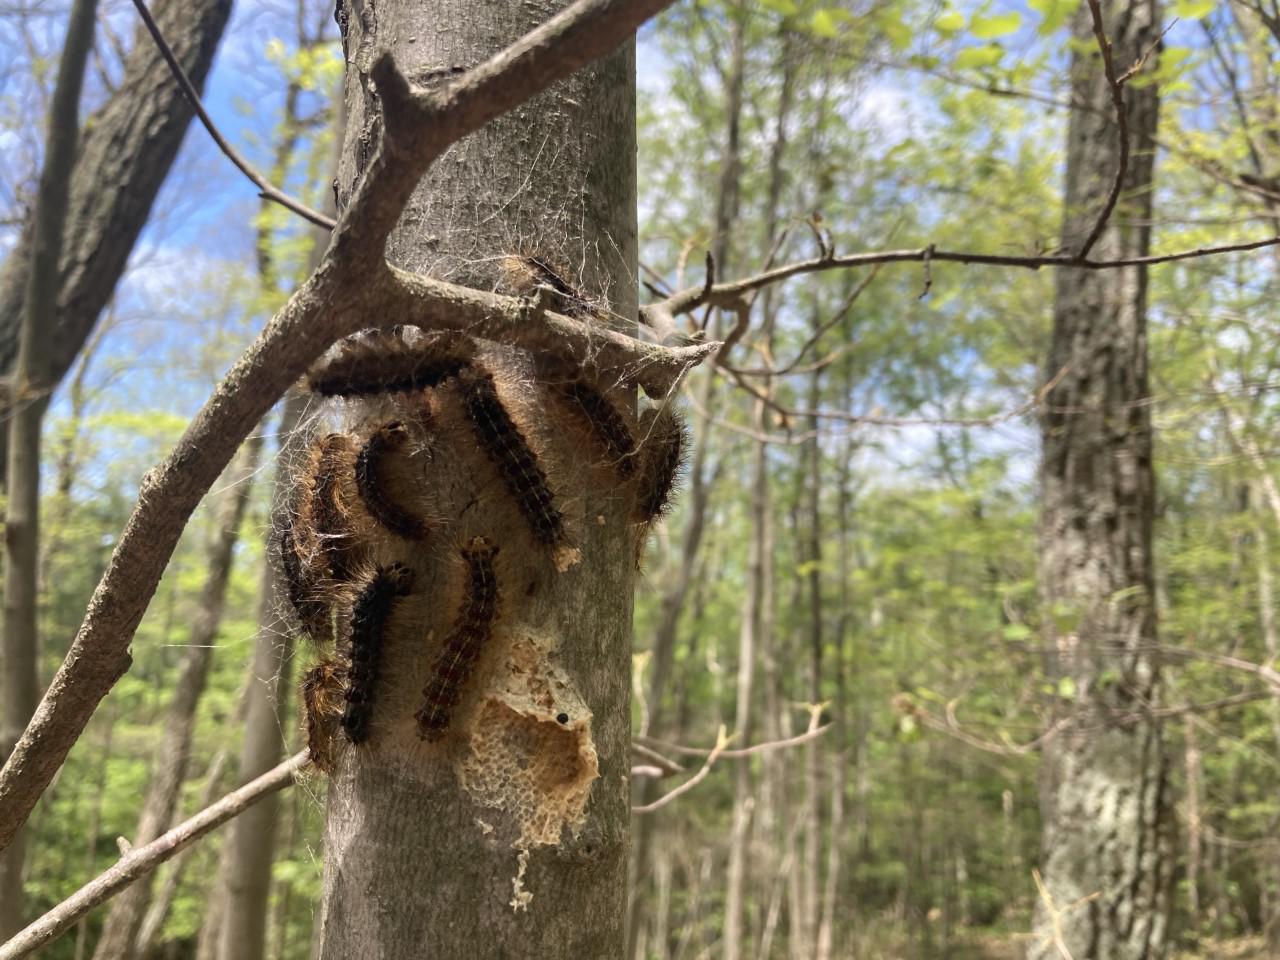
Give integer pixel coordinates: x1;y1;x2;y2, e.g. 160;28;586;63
213;395;306;960
1030;1;1172;957
724;393;768;960
315;2;638;956
0;0;98;939
90;435;263;960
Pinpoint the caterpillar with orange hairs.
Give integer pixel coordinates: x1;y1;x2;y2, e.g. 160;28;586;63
416;538;499;742
307;327;475;398
555;377;637;479
459;367;577;569
355;420;430;540
343;563;415;744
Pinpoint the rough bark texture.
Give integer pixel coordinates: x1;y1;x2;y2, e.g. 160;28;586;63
316;1;638;956
90;437;262;960
1030;2;1172;957
0;0;234;386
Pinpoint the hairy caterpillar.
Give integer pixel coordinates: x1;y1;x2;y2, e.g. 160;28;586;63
556;378;637;478
343;563;415;744
278;521;332;643
355;421;429;540
307;327;475;397
308;433;362;583
459;368;577;568
416;538;500;742
635;406;689;524
498;254;601;319
302;658;346;773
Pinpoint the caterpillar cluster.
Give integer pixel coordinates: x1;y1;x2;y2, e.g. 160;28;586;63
289;302;687;765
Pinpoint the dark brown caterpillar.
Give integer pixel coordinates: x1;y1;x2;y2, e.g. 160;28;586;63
416;538;499;741
635;406;689;524
279;520;331;642
307;327;475;397
355;421;429;540
556;379;637;478
302;658;346;773
460;368;576;567
308;433;362;583
499;254;600;318
343;563;415;744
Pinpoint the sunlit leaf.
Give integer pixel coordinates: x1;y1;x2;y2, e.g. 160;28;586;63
969;11;1021;39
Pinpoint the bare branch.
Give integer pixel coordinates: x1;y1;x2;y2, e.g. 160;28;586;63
633;722;831;760
630;741;685;777
127;0;334;230
0;0;692;857
382;267;715;394
643;235;1280;323
0;752;308;960
632;726;730;814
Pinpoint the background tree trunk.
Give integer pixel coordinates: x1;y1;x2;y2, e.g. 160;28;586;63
89;435;262;960
0;0;234;398
214;395;306;960
1030;1;1172;956
0;0;98;938
315;1;638;956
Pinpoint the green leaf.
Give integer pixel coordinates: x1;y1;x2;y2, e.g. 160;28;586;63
954;44;1003;69
969;11;1021;39
759;0;799;14
1028;0;1071;34
935;10;966;33
880;12;913;50
1173;0;1214;18
810;8;840;37
1002;623;1033;641
1057;676;1077;700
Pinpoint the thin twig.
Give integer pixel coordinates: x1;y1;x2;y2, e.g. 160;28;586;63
632;726;731;814
633;722;831;760
127;0;335;229
0;752;308;960
643;234;1280;323
630;740;685;777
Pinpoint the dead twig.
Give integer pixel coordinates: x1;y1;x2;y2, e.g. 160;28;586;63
128;0;335;229
633;720;831;760
632;726;731;814
0;752;308;960
642;235;1280;324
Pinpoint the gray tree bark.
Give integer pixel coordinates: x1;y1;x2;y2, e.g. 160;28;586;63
89;435;263;960
0;0;98;939
1030;1;1172;957
315;1;638;956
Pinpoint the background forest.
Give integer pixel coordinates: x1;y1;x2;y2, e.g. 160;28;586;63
3;0;1280;957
